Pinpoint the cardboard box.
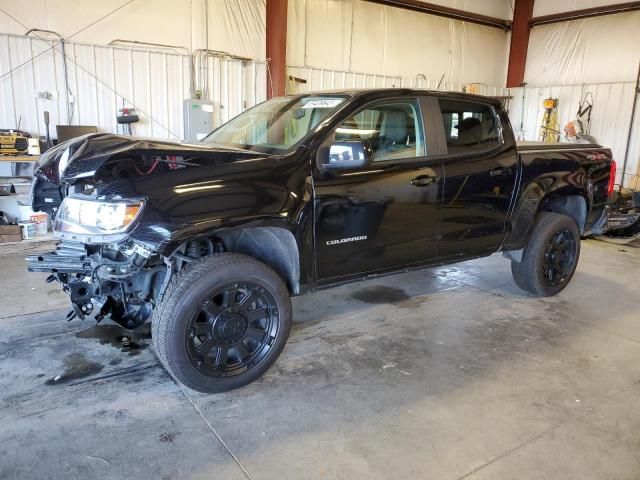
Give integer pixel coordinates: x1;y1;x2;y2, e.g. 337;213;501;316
0;224;22;243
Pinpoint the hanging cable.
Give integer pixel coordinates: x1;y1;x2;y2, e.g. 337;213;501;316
0;0;137;81
0;1;182;139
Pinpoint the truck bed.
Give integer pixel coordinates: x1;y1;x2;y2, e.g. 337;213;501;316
516;141;603;151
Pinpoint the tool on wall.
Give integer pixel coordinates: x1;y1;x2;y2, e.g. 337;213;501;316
565;91;594;141
576;91;593;134
117;101;139;135
539;97;560;143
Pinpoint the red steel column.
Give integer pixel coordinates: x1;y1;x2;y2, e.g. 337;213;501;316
266;0;288;98
506;0;535;88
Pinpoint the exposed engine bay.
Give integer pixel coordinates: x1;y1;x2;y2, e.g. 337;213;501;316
27;237;221;330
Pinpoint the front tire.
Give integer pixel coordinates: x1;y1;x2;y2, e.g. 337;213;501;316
511;212;581;296
152;253;292;393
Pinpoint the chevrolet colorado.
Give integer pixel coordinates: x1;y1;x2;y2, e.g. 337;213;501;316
27;89;615;392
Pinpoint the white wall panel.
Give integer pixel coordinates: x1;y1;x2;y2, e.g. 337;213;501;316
522;9;640;186
288;0;510;89
287;65;403;92
204;0;267;60
0;0;266;60
525;12;640;85
0;33;267;141
509;82;640;186
532;0;632;17
287;64;510;97
299;0;353;70
419;0;512;20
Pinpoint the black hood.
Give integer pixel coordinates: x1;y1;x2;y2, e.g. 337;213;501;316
35;133;265;184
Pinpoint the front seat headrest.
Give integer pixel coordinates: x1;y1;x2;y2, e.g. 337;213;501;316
459;116;483;145
384;110;409;144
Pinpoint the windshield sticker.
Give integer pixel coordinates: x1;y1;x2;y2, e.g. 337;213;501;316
302;98;344;109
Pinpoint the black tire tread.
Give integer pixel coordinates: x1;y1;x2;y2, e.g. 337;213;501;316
510;212;580;297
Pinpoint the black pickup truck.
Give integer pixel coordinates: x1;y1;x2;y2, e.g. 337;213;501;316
28;89;615;392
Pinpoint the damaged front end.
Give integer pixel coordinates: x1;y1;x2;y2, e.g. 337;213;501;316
27;240;167;329
27;132;268;329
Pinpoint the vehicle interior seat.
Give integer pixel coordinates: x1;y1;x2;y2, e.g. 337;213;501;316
377;109;412;159
458;116;483;146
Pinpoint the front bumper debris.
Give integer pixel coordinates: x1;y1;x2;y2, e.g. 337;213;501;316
27;241;91;274
27;241;165;329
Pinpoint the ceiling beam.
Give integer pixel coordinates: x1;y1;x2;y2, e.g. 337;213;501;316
363;0;512;30
530;1;640;27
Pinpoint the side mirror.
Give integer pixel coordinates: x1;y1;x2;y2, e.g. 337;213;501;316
322;140;373;170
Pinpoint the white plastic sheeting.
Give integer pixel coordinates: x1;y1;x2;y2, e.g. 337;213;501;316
508;82;640;186
525;11;640;85
532;0;633;17
200;0;266;60
417;0;512;19
521;10;640;185
287;0;510;88
0;33;267;140
0;0;266;60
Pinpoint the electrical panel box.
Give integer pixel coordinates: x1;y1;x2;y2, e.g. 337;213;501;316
183;99;215;143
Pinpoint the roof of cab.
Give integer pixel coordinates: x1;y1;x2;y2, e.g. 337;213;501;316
283;88;502;104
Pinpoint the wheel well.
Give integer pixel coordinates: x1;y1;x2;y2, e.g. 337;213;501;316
216;226;300;294
539;195;587;234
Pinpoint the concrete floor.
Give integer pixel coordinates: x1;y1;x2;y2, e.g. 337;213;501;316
1;239;639;480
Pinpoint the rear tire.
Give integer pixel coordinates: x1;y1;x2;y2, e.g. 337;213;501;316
510;212;581;297
152;253;292;393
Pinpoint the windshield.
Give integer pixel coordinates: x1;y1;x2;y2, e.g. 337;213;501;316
202;95;347;153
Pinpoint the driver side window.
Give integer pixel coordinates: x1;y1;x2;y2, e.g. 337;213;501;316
335;100;426;162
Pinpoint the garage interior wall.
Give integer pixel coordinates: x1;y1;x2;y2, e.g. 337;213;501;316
509;5;640;186
286;0;512;92
0;0;267;140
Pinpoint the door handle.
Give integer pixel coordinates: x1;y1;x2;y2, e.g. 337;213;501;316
410;175;439;187
489;167;512;177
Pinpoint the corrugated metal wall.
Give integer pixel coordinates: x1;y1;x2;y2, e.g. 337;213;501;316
0;32;267;141
4;31;635;186
509;82;640;186
286;65;510;96
286;65;403;92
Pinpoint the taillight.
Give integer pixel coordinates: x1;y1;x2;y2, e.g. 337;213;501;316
607;160;616;197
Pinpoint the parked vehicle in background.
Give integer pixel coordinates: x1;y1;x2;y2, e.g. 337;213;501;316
28;89;615;392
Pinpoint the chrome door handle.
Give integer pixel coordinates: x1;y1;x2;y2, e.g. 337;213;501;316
410;175;439;187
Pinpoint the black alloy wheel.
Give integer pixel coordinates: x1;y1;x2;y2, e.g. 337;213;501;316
186;282;279;377
510;212;581;297
152;253;292;393
542;229;577;287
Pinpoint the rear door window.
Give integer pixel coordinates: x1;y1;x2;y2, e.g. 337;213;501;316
438;99;502;154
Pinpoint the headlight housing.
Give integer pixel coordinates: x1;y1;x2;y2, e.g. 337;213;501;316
54;196;145;244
